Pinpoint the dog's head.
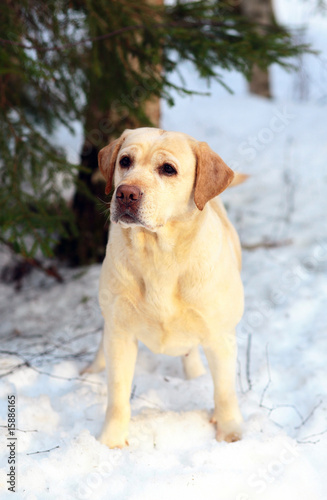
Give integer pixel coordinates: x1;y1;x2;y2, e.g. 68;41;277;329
98;127;234;231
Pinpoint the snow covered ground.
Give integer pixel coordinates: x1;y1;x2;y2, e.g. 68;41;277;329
1;2;327;499
1;94;326;499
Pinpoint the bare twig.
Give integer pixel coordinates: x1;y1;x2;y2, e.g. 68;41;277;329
130;384;137;401
297;428;327;445
0;425;38;433
27;445;60;456
0;350;23;355
237;359;245;394
49;351;96;361
246;332;252;392
242;239;292;251
0;361;31;378
29;365;103;386
259;343;271;409
133;395;164;410
25;258;64;283
270;404;304;424
294;400;323;430
282;137;296;227
0;329;102;378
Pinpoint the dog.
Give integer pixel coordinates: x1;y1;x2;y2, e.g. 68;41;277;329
82;127;245;448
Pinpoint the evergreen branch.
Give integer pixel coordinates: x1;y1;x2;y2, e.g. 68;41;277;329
0;237;63;283
0;0;314;264
0;19;307;53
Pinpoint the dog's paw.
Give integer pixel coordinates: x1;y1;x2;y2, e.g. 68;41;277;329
98;433;129;449
214;420;243;443
98;418;130;449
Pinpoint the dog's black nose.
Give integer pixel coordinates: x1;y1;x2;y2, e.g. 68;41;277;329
116;185;143;207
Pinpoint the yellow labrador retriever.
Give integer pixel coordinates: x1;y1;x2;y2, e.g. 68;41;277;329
83;127;244;448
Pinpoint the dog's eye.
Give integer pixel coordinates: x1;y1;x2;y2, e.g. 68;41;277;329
160;163;177;176
120;156;131;168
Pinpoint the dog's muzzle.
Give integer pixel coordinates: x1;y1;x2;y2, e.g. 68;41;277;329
114;184;143;224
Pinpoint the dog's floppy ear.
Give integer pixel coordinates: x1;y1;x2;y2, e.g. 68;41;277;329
98;132;128;195
193;141;234;210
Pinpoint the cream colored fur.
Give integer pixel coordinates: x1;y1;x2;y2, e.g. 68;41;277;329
82;127;244;448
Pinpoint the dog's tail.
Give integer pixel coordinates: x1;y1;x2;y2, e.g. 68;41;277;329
229;172;249;188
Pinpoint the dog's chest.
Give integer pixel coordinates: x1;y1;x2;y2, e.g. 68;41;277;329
137;279;207;355
125;258;208;355
108;228;216;355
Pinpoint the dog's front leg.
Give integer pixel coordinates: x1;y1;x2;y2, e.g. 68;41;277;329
99;322;138;449
203;331;243;443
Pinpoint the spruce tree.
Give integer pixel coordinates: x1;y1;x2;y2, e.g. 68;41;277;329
0;0;308;266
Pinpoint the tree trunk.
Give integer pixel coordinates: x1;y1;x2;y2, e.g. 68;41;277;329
56;1;162;266
240;0;276;98
248;63;271;98
57;97;161;266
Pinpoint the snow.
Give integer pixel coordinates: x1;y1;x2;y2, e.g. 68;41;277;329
1;2;327;498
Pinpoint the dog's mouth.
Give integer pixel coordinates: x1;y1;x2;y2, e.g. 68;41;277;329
112;209;159;232
113;209;142;226
119;213;139;224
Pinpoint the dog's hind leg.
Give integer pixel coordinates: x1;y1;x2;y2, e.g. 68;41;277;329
80;332;106;375
182;346;206;379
